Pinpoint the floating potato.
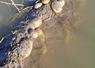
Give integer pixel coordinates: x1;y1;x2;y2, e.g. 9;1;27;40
51;0;65;13
35;3;42;9
42;0;50;4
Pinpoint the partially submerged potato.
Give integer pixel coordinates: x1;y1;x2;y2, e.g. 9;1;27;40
21;29;45;58
51;0;65;13
42;0;50;4
32;29;45;41
35;3;42;9
19;39;33;59
28;17;42;29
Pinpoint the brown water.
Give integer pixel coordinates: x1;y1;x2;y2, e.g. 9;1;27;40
0;0;95;68
38;0;95;68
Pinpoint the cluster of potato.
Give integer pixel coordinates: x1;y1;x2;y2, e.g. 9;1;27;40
35;0;65;13
26;0;66;58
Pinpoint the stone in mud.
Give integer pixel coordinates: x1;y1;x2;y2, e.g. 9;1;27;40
51;0;65;13
42;0;50;4
35;3;42;9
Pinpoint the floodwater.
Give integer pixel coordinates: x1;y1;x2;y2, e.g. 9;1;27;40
0;0;95;68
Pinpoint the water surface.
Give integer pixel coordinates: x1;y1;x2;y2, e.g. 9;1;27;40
0;0;95;68
39;0;95;68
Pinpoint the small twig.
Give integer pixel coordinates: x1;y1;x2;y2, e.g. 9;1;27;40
10;0;21;13
0;1;24;6
0;37;4;43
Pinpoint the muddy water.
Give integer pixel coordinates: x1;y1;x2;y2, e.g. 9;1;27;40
38;0;95;68
0;0;95;68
